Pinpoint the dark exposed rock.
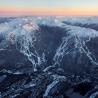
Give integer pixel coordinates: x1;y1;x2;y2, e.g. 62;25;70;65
73;80;94;96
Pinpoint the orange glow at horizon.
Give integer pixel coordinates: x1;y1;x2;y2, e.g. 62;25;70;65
0;0;98;16
0;7;98;16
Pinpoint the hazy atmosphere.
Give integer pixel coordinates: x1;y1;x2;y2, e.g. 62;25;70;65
0;0;98;16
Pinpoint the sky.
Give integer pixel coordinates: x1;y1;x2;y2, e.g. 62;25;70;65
0;0;98;16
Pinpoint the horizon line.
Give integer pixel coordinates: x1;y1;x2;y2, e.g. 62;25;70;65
0;14;98;17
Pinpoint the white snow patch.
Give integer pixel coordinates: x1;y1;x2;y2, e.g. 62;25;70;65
66;25;98;38
89;91;98;98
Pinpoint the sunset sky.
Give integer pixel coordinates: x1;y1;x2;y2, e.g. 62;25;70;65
0;0;98;16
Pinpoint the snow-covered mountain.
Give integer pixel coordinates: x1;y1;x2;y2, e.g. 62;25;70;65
0;16;98;98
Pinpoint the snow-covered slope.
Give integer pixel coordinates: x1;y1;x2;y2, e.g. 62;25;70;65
0;16;98;98
0;17;45;71
0;16;98;72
